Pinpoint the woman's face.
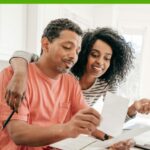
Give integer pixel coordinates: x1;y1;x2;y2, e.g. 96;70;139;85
85;39;112;78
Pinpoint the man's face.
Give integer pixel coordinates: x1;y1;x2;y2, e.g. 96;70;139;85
42;30;82;74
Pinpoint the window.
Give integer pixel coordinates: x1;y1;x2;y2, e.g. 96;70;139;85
117;30;145;102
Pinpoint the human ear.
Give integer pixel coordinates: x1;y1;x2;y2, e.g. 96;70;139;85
41;37;49;53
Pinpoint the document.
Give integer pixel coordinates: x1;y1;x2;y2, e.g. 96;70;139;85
92;96;103;114
50;135;98;150
93;92;129;137
124;116;150;150
86;125;150;149
51;92;150;150
51;125;150;150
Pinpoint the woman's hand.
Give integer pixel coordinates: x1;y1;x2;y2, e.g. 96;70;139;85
134;99;150;114
5;72;27;112
128;99;150;117
5;57;28;112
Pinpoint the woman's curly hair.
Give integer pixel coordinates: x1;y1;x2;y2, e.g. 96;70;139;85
71;27;135;87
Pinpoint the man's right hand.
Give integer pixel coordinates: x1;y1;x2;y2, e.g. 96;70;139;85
63;107;101;138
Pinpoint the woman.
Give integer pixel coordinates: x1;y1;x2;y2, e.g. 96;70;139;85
71;28;134;106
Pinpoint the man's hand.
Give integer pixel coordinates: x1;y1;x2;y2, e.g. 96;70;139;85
128;99;150;117
63;108;101;138
91;129;106;140
109;139;135;150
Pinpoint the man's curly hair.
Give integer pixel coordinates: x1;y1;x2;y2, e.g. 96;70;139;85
71;27;135;87
41;18;83;55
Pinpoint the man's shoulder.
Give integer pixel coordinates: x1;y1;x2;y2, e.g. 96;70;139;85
27;63;37;73
61;73;80;88
0;66;13;86
0;66;13;76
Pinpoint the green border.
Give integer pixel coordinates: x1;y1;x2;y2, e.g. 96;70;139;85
1;0;150;4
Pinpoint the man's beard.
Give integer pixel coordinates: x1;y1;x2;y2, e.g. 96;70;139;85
56;66;70;73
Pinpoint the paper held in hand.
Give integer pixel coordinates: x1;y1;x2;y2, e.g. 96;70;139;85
93;92;129;137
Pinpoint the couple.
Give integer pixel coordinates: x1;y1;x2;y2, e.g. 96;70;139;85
1;18;150;150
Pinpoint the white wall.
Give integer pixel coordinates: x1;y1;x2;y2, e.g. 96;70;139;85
92;5;115;27
0;4;27;60
114;5;150;98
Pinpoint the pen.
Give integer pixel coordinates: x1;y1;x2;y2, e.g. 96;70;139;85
0;109;15;131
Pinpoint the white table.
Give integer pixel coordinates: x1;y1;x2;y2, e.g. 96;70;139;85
131;147;142;150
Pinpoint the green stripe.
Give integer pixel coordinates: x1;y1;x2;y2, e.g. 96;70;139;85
1;0;150;4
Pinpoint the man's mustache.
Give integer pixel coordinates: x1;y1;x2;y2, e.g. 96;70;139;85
63;58;75;66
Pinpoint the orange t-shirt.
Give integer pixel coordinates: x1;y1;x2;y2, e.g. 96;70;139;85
0;63;87;150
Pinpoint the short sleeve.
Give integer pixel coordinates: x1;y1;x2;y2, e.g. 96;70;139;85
9;51;39;63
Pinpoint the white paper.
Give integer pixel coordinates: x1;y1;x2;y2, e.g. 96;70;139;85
51;135;97;150
98;92;129;137
87;125;150;149
92;96;103;114
51;126;150;150
123;116;150;146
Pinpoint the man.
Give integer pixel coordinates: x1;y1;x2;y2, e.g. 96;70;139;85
0;18;100;150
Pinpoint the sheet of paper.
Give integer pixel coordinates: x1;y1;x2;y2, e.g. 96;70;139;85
51;126;150;150
92;96;104;113
123;117;150;146
85;125;150;149
134;130;150;145
97;92;129;137
51;134;97;150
